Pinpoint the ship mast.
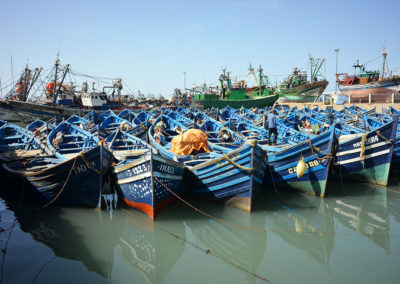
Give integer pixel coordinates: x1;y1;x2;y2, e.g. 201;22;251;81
258;65;263;96
52;55;59;106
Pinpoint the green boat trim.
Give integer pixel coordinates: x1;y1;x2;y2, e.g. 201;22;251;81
277;80;329;103
332;162;391;186
191;66;278;110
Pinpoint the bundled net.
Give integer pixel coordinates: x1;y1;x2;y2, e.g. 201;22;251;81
170;129;210;156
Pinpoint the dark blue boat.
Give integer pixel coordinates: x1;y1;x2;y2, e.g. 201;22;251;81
149;115;267;212
2;144;112;207
265;127;337;197
106;131;184;219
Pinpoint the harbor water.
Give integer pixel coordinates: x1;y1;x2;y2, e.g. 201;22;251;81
1;178;400;284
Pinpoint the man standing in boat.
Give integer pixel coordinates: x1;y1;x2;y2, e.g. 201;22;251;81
268;110;278;145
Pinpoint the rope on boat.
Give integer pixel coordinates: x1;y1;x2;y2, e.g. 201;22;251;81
360;133;367;161
305;140;333;161
6;157;78;211
79;149;112;175
376;130;395;143
121;208;271;283
220;139;263;172
152;174;267;232
221;153;254;172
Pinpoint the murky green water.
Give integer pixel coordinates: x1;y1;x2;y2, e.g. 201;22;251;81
1;179;400;284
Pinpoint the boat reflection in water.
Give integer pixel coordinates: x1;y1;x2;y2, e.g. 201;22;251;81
265;191;335;266
116;208;186;284
185;200;268;284
328;183;390;254
12;205;122;279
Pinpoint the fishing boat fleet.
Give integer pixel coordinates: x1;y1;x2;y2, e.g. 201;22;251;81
0;103;399;219
2;48;399;126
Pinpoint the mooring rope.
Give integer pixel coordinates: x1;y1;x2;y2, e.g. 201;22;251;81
221;153;254;172
376;130;395;143
121;208;271;283
305;140;334;161
152;174;266;232
4;157;77;211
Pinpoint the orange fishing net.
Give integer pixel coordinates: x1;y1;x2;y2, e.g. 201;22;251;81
170;129;210;156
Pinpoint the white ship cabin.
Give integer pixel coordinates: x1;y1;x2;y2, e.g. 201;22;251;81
56;92;75;106
80;92;108;108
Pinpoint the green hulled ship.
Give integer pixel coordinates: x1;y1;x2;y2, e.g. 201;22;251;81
191;66;278;110
277;55;329;103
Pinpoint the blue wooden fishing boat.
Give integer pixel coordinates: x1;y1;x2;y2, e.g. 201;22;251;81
167;111;194;128
133;110;154;126
236;121;309;148
83;110;115;125
47;121;100;159
149;115;267;212
38;121;114;206
0;122;41;153
66;114;90;127
265;127;336;197
293;108;397;186
106;130;184;219
199;117;242;149
2;144;111;207
26;119;46;132
333;119;397;186
100;115;134;135
117;109;136;122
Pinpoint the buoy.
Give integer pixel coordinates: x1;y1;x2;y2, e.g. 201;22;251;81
296;157;306;178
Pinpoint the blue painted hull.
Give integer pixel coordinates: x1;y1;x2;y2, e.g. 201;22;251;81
333;120;397;186
186;143;267;211
265;129;336;197
2;145;113;207
114;152;184;219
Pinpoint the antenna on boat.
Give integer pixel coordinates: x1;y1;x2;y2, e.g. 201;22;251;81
10;55;14;83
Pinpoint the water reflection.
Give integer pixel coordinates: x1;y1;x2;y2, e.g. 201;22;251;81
185;201;268;284
116;209;186;284
265;191;335;266
12;206;122;278
327;183;390;254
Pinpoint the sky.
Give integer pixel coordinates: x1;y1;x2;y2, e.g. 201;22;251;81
1;0;399;97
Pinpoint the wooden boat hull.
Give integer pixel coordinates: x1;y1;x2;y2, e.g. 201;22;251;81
339;78;400;103
277;80;328;103
2;145;113;207
265;129;336;197
0;100;122;123
186;143;267;212
333;120;397;186
114;153;184;219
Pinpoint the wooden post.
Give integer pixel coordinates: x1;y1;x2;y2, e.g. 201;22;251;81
368;93;371;105
392;93;395;104
323;94;326;105
349;94;351;104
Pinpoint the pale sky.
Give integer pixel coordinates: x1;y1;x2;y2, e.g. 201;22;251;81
1;0;399;97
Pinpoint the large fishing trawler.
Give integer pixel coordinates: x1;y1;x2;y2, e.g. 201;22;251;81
191;66;278;110
276;54;329;103
336;48;400;103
